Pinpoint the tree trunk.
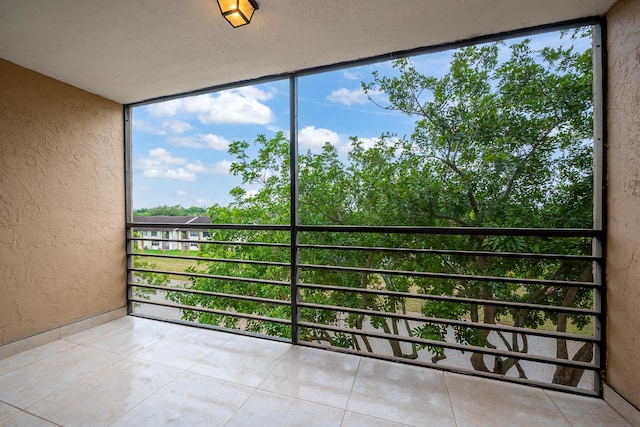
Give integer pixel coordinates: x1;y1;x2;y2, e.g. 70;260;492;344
551;266;594;386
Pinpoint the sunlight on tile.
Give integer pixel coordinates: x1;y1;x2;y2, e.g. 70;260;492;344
0;346;122;408
0;317;634;427
347;358;456;426
0;340;77;376
110;372;253;427
227;390;344;427
0;411;58;426
259;346;360;408
545;390;632;427
189;334;291;387
26;359;180;427
446;372;571;427
0;401;20;423
342;411;414;427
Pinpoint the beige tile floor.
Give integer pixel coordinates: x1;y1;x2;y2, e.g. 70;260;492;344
0;316;632;427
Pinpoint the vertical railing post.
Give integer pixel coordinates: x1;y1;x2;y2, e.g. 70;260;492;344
124;105;134;314
289;75;300;344
591;20;606;396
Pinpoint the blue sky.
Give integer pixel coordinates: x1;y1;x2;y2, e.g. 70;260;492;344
131;29;591;209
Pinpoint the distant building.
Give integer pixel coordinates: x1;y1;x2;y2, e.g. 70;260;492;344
133;216;212;253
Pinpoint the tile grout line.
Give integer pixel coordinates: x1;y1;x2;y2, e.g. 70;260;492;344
106;369;186;427
222;386;260;427
0;341;80;379
0;400;22;423
340;355;363;426
442;372;460;427
6;344;125;413
253;342;295;390
542;389;577;427
223;342;295;426
16;409;65;426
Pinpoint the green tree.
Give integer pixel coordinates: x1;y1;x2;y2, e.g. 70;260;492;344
134;205;208;216
171;32;594;386
359;34;594;384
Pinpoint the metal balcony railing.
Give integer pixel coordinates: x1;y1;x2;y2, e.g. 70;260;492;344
126;222;603;396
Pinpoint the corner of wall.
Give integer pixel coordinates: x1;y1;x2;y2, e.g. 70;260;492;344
605;0;640;411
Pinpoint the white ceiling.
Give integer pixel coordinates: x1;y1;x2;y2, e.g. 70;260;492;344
0;0;616;105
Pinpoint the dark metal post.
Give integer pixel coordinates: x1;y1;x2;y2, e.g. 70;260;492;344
591;20;606;397
289;76;300;344
124;106;134;314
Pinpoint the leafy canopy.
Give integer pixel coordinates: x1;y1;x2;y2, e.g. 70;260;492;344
169;31;595;386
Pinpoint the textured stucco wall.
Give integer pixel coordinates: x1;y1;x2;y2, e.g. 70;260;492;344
0;59;125;344
606;0;640;409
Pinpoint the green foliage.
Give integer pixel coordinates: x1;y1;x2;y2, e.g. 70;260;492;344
169;31;595;385
134;205;208;216
132;257;170;302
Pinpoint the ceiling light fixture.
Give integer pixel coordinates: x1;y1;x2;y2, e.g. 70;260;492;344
217;0;259;28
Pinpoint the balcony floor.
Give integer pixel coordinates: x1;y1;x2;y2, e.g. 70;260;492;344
0;316;631;427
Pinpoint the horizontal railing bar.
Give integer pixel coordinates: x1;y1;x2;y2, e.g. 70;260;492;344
129;297;292;325
129;252;290;268
298;244;598;262
296;301;598;343
299;225;601;237
298;321;598;370
298;341;599;397
198;239;289;248
130;267;597;316
127;222;601;238
130;268;291;287
128;222;290;231
298;263;599;289
128;239;596;261
298;283;598;316
129;237;290;248
128;239;597;261
129;283;291;306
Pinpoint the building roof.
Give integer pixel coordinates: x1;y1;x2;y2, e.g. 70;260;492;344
133;216;213;230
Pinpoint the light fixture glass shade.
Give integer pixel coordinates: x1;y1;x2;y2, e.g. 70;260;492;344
217;0;258;28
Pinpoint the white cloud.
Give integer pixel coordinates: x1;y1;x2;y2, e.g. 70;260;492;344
198;91;274;125
133;119;167;135
184;160;231;175
167;136;205;149
343;70;362;80
235;85;275;101
326;87;369;106
146;87;276;125
199;134;231;150
213;160;232;174
137;148;231;181
195;198;215;206
147;99;181;116
167;134;231;150
162;120;193;134
148;148;185;165
298;126;342;150
176;190;188;196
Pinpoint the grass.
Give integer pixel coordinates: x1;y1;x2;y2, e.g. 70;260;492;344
134;249;201;279
134;248;198;256
404;297;593;336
